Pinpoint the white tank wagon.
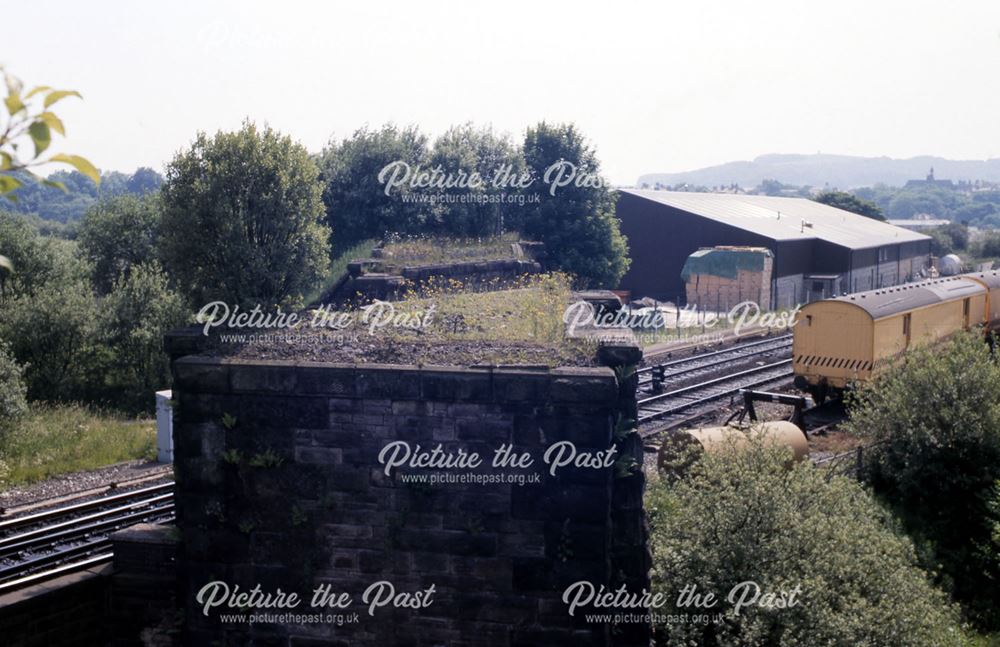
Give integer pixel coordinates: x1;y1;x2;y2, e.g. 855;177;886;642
657;421;809;475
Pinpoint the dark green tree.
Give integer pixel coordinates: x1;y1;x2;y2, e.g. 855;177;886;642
78;194;162;293
0;282;102;402
887;187;951;219
814;190;886;221
0;341;27;437
757;178;790;196
927;228;956;257
318;124;429;250
938;222;969;249
428;123;524;237
126;167;163;195
159;122;330;308
100;262;188;412
926;223;969;257
954;201;996;224
520;122;629;288
974;230;1000;259
0;211;87;300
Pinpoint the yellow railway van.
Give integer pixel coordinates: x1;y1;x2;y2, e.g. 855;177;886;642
792;272;1000;403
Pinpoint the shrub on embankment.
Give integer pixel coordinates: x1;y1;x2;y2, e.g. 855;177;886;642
646;437;967;646
846;332;1000;630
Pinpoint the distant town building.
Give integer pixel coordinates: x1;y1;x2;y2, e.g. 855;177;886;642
905;167;955;190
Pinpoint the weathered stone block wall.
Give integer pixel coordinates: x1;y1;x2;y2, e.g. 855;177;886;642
108;523;178;646
0;525;177;647
168;348;648;646
0;565;111;647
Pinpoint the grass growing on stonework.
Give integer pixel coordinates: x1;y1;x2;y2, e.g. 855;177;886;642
0;404;156;488
232;271;601;367
395;272;571;342
303;238;380;305
376;232;522;269
373;271;599;364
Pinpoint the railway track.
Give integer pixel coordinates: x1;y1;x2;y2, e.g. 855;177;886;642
638;359;795;429
0;482;175;594
637;334;793;392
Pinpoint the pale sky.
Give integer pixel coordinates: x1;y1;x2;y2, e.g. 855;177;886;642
5;0;1000;185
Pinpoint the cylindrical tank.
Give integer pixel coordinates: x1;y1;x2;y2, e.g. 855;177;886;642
657;421;809;474
939;254;963;276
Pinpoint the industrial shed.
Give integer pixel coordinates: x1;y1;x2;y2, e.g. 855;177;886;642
615;190;932;307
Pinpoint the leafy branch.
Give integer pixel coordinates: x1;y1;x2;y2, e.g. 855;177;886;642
0;66;99;200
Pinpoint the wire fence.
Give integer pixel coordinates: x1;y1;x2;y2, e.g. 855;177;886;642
812;440;887;481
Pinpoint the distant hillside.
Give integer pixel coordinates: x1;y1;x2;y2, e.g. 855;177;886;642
637;154;1000;190
1;168;163;223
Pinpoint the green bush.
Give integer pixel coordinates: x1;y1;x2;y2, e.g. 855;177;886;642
0;281;103;402
318;124;429;247
100;262;188;412
521;122;629;288
845;333;1000;628
1;208;188;412
973;230;1000;260
0;342;27;437
927;223;970;257
0;211;88;300
160;121;330;308
303;238;378;305
647;436;965;646
813;190;885;220
78;193;162;294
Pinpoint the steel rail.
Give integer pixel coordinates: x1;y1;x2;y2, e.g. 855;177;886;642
0;504;174;559
0;482;175;531
638;360;794;424
637;334;792;376
0;493;173;548
0;538;114;582
0;553;114;595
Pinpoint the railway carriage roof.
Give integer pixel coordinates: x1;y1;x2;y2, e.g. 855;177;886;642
827;276;985;319
621;190;930;249
969;271;1000;290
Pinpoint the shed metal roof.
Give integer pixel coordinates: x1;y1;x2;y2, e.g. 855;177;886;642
621;190;930;249
829;276;984;319
886;219;950;229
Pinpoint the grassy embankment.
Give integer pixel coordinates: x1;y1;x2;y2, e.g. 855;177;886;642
0;404;155;489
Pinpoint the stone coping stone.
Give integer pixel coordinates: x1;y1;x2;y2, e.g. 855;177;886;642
172;355;618;405
0;564;112;608
110;522;177;546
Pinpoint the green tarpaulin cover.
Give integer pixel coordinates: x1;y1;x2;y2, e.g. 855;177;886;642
680;247;772;281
